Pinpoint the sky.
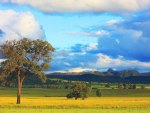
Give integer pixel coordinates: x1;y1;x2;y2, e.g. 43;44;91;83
0;0;150;73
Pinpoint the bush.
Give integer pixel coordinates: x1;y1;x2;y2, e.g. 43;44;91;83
123;83;128;89
132;84;136;89
96;89;102;97
141;85;145;89
117;83;123;89
105;83;110;88
66;93;74;99
128;84;136;89
66;82;91;100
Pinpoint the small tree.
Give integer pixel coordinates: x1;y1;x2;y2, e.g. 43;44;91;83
132;84;136;89
105;83;110;88
128;84;136;89
0;38;55;104
117;83;123;89
96;89;102;97
123;83;128;89
141;85;145;89
66;82;91;100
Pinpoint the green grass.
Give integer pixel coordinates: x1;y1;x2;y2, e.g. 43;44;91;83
0;87;149;97
91;89;150;97
0;108;150;113
0;87;149;112
0;88;69;97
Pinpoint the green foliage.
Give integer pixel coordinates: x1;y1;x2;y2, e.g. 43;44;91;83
141;85;145;89
132;84;137;89
117;83;123;89
123;83;128;89
0;38;54;104
0;88;149;97
105;83;110;88
96;89;102;97
0;38;55;82
122;84;137;89
67;82;91;100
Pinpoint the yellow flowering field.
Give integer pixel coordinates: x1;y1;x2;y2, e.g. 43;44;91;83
0;97;150;108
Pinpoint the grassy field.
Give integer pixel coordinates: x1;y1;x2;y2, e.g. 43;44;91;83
0;97;150;108
0;87;149;113
0;108;150;113
0;97;150;113
0;88;69;97
0;87;149;97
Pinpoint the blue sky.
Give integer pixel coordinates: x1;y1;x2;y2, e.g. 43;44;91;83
0;0;150;72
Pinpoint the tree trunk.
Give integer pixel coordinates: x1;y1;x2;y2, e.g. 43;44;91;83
75;97;78;100
16;69;22;104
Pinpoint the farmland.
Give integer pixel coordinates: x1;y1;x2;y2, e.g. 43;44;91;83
0;97;150;108
0;87;150;97
0;97;150;113
0;88;150;108
0;85;149;113
0;66;150;113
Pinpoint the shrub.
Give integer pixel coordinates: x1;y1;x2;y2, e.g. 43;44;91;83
117;83;123;89
96;89;102;97
141;85;145;89
66;82;91;100
105;83;110;88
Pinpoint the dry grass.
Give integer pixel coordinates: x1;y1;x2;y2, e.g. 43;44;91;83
0;97;150;108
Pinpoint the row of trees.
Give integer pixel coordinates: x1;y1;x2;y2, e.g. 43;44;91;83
118;84;146;89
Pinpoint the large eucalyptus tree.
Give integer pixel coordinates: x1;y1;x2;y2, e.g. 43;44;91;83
0;38;55;104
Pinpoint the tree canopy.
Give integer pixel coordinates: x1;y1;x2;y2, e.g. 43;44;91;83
66;82;91;100
0;38;55;104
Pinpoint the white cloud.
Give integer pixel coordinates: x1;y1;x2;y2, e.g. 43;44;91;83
68;30;109;37
95;30;109;37
68;67;96;73
106;19;120;25
87;43;98;51
64;62;71;66
95;53;150;69
1;0;150;14
96;17;150;62
0;10;45;44
0;59;6;63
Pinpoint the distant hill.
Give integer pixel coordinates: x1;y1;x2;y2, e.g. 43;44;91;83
47;69;141;77
1;69;149;86
47;69;150;84
141;72;150;76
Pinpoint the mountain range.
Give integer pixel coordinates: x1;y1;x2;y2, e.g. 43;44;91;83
47;69;150;84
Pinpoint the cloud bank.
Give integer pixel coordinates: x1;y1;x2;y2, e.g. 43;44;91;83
51;9;150;72
0;10;45;44
97;12;150;62
74;9;150;62
51;43;150;72
1;0;150;14
95;53;150;70
1;0;150;72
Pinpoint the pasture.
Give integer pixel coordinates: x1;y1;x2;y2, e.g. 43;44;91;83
0;87;149;97
0;97;150;108
0;97;150;113
0;87;149;113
